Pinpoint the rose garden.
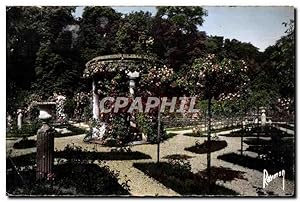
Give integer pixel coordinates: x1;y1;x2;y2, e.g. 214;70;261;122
6;7;295;197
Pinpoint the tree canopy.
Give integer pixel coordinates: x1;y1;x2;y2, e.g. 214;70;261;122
6;6;295;119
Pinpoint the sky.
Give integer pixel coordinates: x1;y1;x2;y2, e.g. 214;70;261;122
73;6;294;51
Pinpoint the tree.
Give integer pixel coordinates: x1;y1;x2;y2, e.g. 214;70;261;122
78;6;122;61
179;54;249;189
156;6;207;34
140;64;174;162
114;11;154;55
31;7;82;98
262;20;295;107
205;36;261;79
7;7;42;113
153;6;207;72
7;7;76;112
33;40;82;98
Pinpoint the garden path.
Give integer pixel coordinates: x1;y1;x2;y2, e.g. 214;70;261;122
6;127;294;196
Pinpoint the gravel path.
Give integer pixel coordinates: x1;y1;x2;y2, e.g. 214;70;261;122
6;128;295;196
105;160;179;196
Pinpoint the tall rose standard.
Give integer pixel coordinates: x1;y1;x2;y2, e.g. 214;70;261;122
179;54;249;190
141;65;174;163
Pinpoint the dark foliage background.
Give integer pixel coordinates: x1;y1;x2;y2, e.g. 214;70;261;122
6;7;294;120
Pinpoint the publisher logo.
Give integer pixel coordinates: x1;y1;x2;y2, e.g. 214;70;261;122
263;169;285;191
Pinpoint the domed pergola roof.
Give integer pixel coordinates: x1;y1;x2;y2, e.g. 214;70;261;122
83;54;150;78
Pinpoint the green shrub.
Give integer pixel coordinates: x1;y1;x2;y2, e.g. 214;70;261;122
103;114;132;146
164;132;178;140
163;154;193;160
136;113;166;143
183;131;206;137
82;104;92;122
102;138;119;147
7;121;42;137
64;97;76;119
185;140;228;154
13;137;36;149
49;124;88;138
6;145;131;196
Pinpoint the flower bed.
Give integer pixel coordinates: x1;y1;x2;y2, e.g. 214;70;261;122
197;166;247;182
7;163;130;196
223;126;291;137
217;152;294;180
163;154;193;160
185;140;227;154
13;138;36;149
183;132;207;137
133;161;238;196
54;124;87;138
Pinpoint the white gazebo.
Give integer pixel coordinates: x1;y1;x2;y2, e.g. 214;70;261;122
83;54;150;140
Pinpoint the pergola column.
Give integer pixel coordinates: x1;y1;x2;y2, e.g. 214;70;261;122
261;109;266;126
127;71;140;96
127;71;145;141
92;79;100;120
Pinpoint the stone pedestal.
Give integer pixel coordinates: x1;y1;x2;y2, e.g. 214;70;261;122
36;123;54;180
17;109;23;130
7;114;12;132
36;102;55;181
91;80;105;139
92;80;100;120
127;71;141;141
127;71;139;96
261;109;266;126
